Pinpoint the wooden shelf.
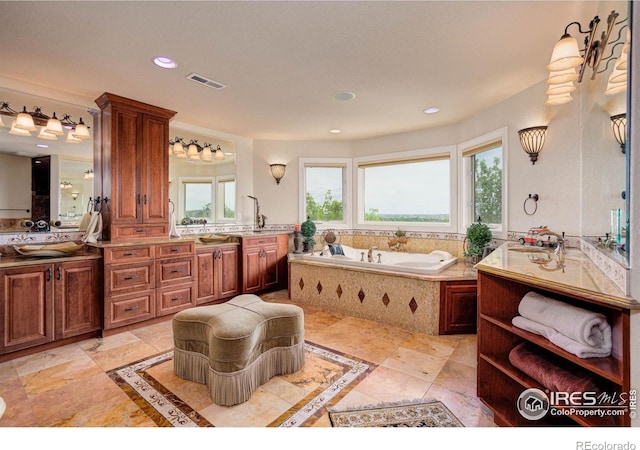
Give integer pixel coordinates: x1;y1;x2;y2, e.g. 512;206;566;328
477;269;631;427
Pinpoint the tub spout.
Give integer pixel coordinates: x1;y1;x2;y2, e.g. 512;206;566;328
367;246;378;262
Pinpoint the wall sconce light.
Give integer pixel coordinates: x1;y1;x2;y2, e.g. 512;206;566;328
518;126;547;165
84;169;94;179
270;163;286;185
168;137;225;162
610;113;627;154
546;10;628;105
0;102;91;140
71;192;79;200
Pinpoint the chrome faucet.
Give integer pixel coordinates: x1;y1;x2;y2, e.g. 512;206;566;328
367;246;378;262
545;231;566;256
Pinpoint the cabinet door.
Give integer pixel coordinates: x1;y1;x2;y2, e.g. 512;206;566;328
439;281;477;335
218;246;239;299
0;264;54;353
111;108;141;224
243;247;263;294
55;260;101;340
262;245;280;290
140;113;169;225
196;250;217;304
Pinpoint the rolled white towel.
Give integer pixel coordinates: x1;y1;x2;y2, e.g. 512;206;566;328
512;316;612;358
518;291;611;350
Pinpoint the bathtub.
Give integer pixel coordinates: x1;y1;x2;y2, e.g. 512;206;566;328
300;245;458;275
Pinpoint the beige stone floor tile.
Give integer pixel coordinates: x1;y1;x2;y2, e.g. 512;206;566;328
352;365;430;403
129;319;174;352
84;340;161;371
0;394;39;427
52;392;157;427
146;360;214;412
448;334;478;367
401;332;463;359
11;343;88;377
380;346;448;382
260;376;308;405
199;386;293;427
29;372;129;426
431;359;477;398
21;354;104;397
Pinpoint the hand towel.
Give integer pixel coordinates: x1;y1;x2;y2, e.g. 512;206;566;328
512;316;611;358
518;291;612;350
509;342;599;395
169;211;181;238
81;212;102;244
78;211;92;232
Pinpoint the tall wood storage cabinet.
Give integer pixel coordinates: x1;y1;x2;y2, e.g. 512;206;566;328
95;93;177;242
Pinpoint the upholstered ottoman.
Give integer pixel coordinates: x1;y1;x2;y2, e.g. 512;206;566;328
172;294;305;406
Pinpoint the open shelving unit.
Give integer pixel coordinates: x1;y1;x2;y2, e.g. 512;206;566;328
477;269;631;427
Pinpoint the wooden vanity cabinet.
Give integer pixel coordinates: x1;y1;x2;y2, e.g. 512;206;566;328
95;93;177;242
196;244;240;304
0;259;101;355
241;234;288;294
102;241;196;330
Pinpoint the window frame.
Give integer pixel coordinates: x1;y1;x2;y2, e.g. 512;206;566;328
177;175;236;224
458;127;508;239
215;175;236;223
354;146;458;232
298;157;352;229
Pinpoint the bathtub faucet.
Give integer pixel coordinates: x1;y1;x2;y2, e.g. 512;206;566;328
367;246;378;262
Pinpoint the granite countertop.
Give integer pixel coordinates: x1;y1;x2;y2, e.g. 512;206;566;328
0;250;101;268
475;242;639;310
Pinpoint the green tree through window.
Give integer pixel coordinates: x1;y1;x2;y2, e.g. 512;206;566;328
473;153;502;224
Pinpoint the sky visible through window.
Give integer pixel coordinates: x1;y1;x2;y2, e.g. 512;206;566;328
306;167;343;204
364;159;449;215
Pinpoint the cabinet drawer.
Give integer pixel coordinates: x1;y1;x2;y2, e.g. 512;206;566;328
103;245;154;264
105;290;155;329
242;236;278;248
156;241;194;258
110;224;168;241
156;285;195;317
156;257;195;287
106;262;155;294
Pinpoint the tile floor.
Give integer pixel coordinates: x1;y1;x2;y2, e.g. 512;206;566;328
0;290;495;428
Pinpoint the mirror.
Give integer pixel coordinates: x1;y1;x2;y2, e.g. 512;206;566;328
168;125;237;226
580;0;630;266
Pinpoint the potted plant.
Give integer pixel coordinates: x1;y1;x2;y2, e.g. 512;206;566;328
464;221;493;263
300;216;317;253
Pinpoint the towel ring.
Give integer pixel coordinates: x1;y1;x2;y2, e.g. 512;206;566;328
169;199;176;214
524;194;538;216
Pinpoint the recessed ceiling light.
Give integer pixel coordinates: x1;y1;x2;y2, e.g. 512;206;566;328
329;129;342;134
36;144;49;148
333;92;356;101
423;107;440;114
153;56;178;69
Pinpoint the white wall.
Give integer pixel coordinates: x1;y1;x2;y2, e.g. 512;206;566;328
251;139;354;225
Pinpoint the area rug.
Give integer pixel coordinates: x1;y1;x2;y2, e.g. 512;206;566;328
328;400;464;427
107;341;375;427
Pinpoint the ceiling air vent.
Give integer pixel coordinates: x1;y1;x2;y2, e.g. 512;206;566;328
186;73;226;90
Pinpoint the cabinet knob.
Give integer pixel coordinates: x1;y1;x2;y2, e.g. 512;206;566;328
47;267;52;282
124;252;138;257
135;229;148;233
124;305;139;312
124;275;139;280
170;269;185;273
57;266;62;280
171;296;183;302
170;248;180;252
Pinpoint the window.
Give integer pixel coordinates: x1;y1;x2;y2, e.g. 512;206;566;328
179;176;235;223
299;158;351;227
183;180;213;220
460;127;507;234
358;156;451;224
217;176;236;221
354;146;457;231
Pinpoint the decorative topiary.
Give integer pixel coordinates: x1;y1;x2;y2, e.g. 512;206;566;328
464;221;492;259
300;216;317;251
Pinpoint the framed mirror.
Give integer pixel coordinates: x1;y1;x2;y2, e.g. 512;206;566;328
579;0;630;266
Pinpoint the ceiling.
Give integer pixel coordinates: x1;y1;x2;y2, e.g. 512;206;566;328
0;0;601;155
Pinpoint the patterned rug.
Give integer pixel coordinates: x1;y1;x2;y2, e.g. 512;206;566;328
328;400;464;427
107;341;376;427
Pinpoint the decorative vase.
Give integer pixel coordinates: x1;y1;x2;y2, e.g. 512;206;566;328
293;231;303;254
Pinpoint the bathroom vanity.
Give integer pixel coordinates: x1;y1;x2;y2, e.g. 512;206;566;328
475;243;638;427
